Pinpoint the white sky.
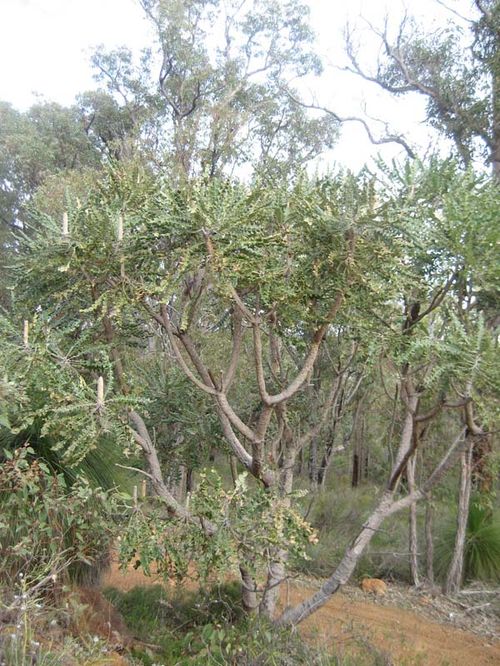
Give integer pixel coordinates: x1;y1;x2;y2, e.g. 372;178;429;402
0;0;473;171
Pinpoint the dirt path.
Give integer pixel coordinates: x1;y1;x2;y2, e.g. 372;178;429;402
286;582;499;666
103;562;500;666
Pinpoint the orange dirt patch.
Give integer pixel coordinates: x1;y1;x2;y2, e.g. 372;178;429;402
103;559;500;666
285;582;500;666
102;553;199;593
72;587;132;647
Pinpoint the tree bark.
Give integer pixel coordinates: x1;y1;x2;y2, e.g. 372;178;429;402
229;455;238;485
309;437;319;485
350;396;365;488
260;445;296;617
445;439;473;594
491;41;500;181
472;433;493;494
407;453;421;587
425;494;434;585
259;555;287;618
239;566;258;613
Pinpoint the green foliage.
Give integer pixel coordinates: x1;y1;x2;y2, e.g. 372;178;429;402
119;469;317;584
0;315;139;466
4;150;498;625
105;581;242;640
138;359;222;475
435;502;500;584
178;617;336;665
0;446;116;586
106;583;372;665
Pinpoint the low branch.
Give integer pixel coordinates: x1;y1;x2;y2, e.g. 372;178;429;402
263;291;345;407
128;410;216;533
222;308;243;391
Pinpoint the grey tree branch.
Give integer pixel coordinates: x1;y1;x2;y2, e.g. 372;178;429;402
276;426;467;626
284;88;416;159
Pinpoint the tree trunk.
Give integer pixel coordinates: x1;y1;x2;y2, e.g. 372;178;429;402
407;453;420;587
491;55;500;182
425;494;434;585
186;467;194;494
309;438;319;485
472;433;493;495
239;566;258;614
260;447;295;617
229;455;238;485
276;491;395;626
350;398;365;488
259;555;287;618
318;442;345;490
445;439;473;594
177;465;187;501
298;446;304;475
351;452;360;487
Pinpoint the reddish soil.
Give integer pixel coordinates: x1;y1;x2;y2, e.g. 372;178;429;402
286;581;500;666
103;559;500;666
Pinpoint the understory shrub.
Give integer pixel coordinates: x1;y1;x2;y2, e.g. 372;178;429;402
104;583;388;665
0;445;117;590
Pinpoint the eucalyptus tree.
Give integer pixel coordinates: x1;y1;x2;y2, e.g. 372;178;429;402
90;0;338;182
0;101;101;231
345;0;500;178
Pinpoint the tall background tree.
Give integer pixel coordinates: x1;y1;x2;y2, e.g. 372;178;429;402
344;0;500;178
90;0;338;181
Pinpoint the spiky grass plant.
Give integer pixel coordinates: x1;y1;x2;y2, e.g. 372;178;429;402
435;501;500;585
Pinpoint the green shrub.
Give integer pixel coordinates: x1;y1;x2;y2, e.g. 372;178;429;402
105;582;392;665
0;445;116;589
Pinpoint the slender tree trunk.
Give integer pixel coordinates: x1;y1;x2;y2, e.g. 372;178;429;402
259;447;295;618
491;59;500;182
309;438;319;486
407;453;420;587
318;384;345;488
186;467;194;494
177;465;187;501
425;494;434;585
445;439;473;594
351;397;364;487
239;566;258;614
351;453;360;487
298;447;304;475
472;433;493;495
229;455;238;485
318;440;345;490
259;555;287;618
